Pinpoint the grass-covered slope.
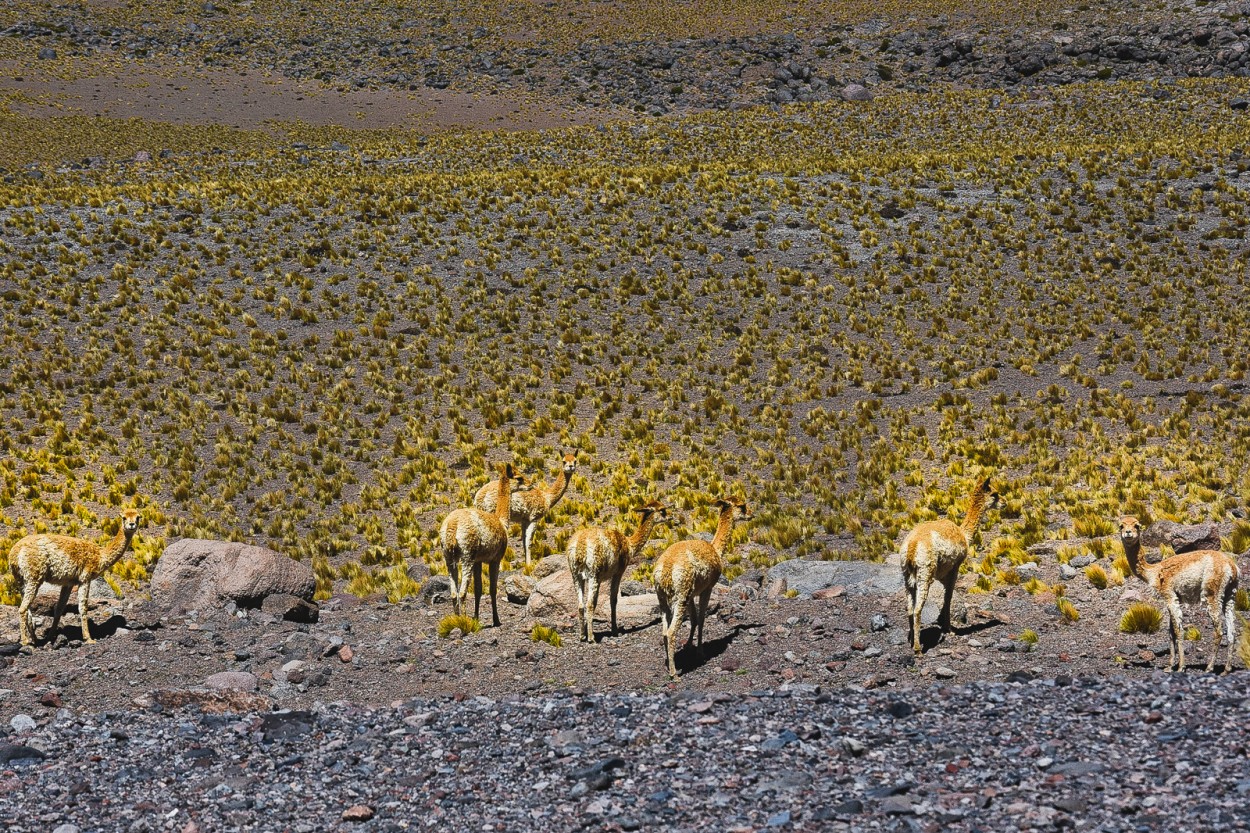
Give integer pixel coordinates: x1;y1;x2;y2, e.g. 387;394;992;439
2;79;1249;602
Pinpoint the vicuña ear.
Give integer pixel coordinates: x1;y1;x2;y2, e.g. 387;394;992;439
979;476;992;491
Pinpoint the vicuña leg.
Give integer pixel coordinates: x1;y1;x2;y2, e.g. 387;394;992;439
51;585;72;637
488;561;500;627
608;573;622;636
17;580;38;646
77;581;93;643
1167;599;1184;672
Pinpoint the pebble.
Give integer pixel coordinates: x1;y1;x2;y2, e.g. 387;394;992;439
341;805;374;822
10;714;36;733
205;671;258;691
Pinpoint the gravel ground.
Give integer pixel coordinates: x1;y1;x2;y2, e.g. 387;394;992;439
1;673;1248;832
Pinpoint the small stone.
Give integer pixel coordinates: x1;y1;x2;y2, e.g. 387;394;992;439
870;613;889;632
841;737;866;756
38;47;56;60
0;743;46;763
880;796;913;815
812;585;845;600
934;666;957;679
206;671;258;692
886;700;914;718
1232;98;1250;111
52;825;80;833
10;714;36;733
280;660;308;685
39;691;62;708
841;83;873;101
1059;565;1078;580
1068;555;1095;568
766;810;791;827
341;804;374;822
339;645;354;663
832;798;863;815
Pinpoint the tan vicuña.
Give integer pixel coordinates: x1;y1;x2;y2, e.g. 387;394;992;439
654;497;749;678
11;508;140;646
900;476;999;654
440;463;514;627
1119;515;1239;673
475;451;577;566
566;500;668;643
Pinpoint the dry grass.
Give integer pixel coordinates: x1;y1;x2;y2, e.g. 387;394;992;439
1085;564;1109;590
1119;603;1163;634
1;77;1250;604
437;614;482;638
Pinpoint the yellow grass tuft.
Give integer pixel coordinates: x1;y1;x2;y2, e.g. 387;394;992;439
437;614;482;639
1119;603;1162;634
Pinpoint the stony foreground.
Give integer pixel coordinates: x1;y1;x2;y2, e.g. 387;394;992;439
1;673;1247;833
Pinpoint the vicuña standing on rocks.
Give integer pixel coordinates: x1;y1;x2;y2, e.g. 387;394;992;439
11;508;141;646
475;451;577;566
441;462;514;627
654;497;750;677
566;499;669;643
901;476;999;654
1119;515;1239;673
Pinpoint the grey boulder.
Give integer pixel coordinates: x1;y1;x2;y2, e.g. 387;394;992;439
150;539;315;614
764;558;903;598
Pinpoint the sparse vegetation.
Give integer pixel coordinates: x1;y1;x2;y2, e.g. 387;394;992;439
0;2;1247;626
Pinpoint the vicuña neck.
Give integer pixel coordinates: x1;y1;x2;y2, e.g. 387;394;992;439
495;472;512;522
627;512;660;558
1121;537;1157;586
711;507;736;556
103;529;134;568
544;468;570;509
961;489;989;537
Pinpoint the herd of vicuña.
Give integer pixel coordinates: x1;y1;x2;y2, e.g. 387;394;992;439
8;454;1243;678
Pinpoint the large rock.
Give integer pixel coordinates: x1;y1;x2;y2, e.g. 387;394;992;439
531;554;568;580
1141;520;1221;554
504;573;536;604
150;539;315;614
764;558;903;598
526;570;660;628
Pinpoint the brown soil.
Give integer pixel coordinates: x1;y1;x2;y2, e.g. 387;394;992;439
1;551;1239;723
0;60;623;131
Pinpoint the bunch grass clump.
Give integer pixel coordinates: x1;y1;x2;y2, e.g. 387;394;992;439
1085;564;1108;590
1119;602;1163;634
531;623;562;647
437;614;482;639
1235;587;1250;613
